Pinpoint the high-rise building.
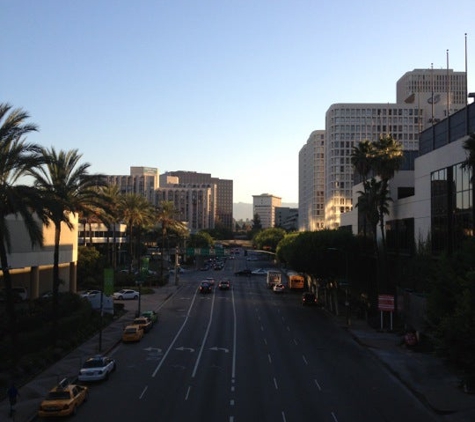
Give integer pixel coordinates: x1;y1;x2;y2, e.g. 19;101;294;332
299;130;325;231
163;171;233;231
323;68;467;229
252;194;282;228
106;167;159;202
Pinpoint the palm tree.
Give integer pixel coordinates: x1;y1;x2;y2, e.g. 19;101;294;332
29;148;107;343
351;140;374;237
0;103;46;346
372;135;404;248
98;185;122;269
462;133;475;234
155;201;187;280
117;193;155;273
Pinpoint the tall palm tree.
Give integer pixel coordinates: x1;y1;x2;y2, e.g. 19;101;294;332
98;185;122;269
0;103;46;346
117;193;155;273
155;201;187;280
351;140;374;237
372;135;404;248
462;133;475;234
29;148;107;343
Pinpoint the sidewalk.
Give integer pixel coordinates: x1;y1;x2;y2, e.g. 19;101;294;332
336;315;475;421
1;283;179;422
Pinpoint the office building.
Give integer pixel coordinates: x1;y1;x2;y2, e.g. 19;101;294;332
324;68;467;229
299;130;325;231
252;194;282;228
275;207;299;231
106;167;159;202
163;171;233;231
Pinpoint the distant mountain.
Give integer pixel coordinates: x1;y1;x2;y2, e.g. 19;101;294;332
233;202;298;221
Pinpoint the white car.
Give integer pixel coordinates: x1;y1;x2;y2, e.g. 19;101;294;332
78;355;116;382
112;289;140;300
80;290;101;298
273;284;285;293
251;268;268;276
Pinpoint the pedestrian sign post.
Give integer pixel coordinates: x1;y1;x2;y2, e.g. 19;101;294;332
378;294;395;330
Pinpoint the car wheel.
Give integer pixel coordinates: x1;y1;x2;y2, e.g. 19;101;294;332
134;295;138;299
118;296;123;300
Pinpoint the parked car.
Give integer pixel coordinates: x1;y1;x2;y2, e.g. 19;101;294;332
0;287;28;302
38;378;88;418
218;280;231;290
133;317;153;333
80;290;101;298
273;283;285;293
122;325;144;342
234;268;252;277
78;355;116;382
112;289;140;300
141;310;158;323
199;281;212;294
302;292;317;305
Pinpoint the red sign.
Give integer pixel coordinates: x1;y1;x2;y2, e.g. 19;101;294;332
378;294;395;312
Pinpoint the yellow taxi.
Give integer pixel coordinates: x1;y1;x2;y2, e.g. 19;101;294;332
133;316;153;333
38;378;88;417
122;324;144;342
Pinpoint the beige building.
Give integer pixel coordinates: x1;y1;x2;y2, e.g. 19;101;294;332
324;68;467;229
299;130;325;231
252;194;282;228
1;214;79;299
106;166;159;202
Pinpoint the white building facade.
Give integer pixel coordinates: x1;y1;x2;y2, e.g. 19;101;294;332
299;130;325;231
252;194;282;229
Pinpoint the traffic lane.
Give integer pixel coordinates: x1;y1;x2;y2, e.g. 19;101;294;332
260;288;440;422
232;281;340;422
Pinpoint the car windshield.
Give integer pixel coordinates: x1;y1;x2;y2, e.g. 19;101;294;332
46;391;71;400
124;327;137;333
83;359;103;368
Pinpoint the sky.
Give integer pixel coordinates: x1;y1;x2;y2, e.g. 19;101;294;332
2;0;474;204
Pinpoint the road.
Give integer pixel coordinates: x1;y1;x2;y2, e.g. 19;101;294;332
68;254;441;422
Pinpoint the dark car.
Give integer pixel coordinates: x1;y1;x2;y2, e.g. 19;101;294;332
199;281;212;294
218;280;230;290
234;268;252;277
302;292;317;306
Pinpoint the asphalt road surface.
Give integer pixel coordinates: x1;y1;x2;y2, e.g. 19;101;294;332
67;256;440;422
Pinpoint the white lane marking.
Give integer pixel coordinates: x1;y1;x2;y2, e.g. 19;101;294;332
268;353;272;364
302;355;308;365
273;377;278;389
286;326;290;331
293;338;298;345
263;338;268;346
314;379;322;391
282;411;287;422
152;290;199;377
185;385;191;400
230;399;235;406
139;385;148;399
231;286;237;379
192;289;216;378
331;411;339;421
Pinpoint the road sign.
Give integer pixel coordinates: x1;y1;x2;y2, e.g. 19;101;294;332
378;294;395;311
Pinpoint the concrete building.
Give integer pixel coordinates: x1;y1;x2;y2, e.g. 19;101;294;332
340;100;475;254
0;214;79;299
154;183;216;233
163;171;233;231
275;207;299;231
106;166;159;202
324;68;467;229
299;130;325;231
252;194;282;228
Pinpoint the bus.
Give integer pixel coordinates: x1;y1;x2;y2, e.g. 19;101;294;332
287;271;305;290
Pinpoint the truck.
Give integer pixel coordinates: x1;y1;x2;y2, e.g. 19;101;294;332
266;271;281;289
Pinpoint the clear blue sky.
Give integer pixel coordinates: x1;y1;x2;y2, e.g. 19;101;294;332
2;0;474;204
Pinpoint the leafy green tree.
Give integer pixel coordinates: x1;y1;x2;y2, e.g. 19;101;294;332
189;231;214;248
77;245;104;287
253;227;286;251
0;103;46;347
29;148;107;344
252;213;262;230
